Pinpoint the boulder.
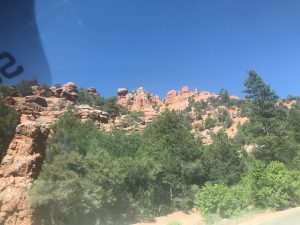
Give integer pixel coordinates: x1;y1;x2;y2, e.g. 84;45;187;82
61;82;78;102
87;87;99;97
117;88;128;96
49;82;79;102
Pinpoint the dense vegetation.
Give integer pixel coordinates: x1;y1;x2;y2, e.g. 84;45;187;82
29;71;300;225
0;99;20;161
0;79;38;97
195;71;300;223
30;110;207;225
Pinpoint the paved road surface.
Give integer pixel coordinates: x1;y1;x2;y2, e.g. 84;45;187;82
257;207;300;225
236;207;300;225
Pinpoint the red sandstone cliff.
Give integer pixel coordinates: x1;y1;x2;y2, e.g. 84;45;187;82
0;122;50;225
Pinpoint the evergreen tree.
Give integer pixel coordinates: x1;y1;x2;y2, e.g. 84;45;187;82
243;70;280;136
203;131;247;185
242;71;299;164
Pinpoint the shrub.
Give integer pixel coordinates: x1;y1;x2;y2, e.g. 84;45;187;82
16;79;38;96
57;100;66;110
194;123;205;132
249;161;300;209
121;111;145;127
195;182;249;219
0;99;20;161
0;84;15;98
77;88;129;118
217;109;233;128
205;116;216;129
219;88;230;103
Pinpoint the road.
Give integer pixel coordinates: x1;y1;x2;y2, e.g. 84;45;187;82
237;207;300;225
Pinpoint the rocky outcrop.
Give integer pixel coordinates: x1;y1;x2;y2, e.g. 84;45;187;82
117;88;129;106
165;86;220;110
117;88;128;97
0;122;50;225
117;87;162;120
117;85;222;114
76;104;109;124
49;82;79;102
87;87;100;97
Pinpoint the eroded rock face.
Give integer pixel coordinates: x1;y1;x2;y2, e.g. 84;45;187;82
117;87;162;119
0;122;50;225
165;86;220;110
49;82;79;102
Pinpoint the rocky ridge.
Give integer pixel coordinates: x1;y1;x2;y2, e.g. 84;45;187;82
1;82;296;225
116;85;245;142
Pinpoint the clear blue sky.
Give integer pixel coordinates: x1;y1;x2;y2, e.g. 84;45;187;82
36;0;300;98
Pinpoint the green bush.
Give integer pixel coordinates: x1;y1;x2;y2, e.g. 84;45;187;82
186;98;208;117
77;88;129;118
195;182;249;219
195;161;300;221
16;79;38;96
217;109;233;128
0;84;15;98
121;111;145;127
0;99;20;161
249;161;300;209
205;116;216;129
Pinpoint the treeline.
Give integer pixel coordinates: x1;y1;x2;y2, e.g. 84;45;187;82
29;71;300;225
196;71;300;223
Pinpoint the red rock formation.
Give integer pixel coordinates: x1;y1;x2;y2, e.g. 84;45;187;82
0;122;50;225
117;88;129;106
165;86;194;110
117;87;162;119
49;82;79;102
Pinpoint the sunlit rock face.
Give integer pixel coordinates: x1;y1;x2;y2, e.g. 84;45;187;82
0;122;50;225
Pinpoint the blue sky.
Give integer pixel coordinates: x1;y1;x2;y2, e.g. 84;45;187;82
35;0;300;98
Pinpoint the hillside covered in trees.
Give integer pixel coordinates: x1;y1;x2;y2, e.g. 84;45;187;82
1;71;300;225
